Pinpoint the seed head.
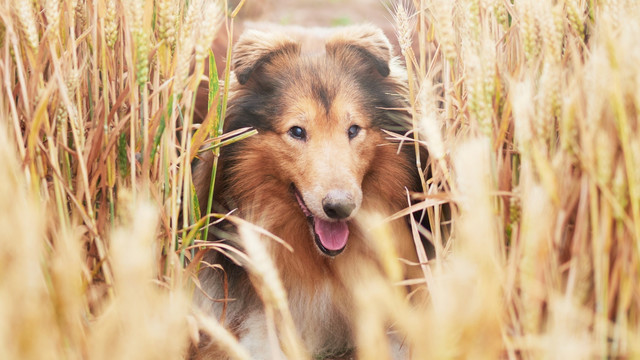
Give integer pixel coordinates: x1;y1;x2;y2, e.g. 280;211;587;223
433;0;457;61
194;1;224;64
174;0;199;95
393;1;414;56
14;0;39;50
565;0;585;37
535;63;561;143
75;0;87;29
105;0;119;48
540;3;564;63
519;0;540;63
418;79;445;161
126;0;149;85
464;38;496;137
463;0;481;46
45;0;61;38
494;0;509;30
157;0;178;47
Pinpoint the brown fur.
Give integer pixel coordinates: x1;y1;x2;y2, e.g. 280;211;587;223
192;24;422;359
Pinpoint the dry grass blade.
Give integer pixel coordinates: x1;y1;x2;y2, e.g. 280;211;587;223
238;225;308;359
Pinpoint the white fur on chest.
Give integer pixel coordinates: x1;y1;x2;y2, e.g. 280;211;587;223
287;283;352;354
235;283;352;359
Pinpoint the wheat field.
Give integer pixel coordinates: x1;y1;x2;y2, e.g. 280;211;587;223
1;0;639;359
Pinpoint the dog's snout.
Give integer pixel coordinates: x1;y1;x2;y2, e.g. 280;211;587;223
322;192;356;219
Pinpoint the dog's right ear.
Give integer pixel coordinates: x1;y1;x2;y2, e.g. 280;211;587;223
232;30;301;85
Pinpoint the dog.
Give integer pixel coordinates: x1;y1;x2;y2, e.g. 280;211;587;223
191;24;423;359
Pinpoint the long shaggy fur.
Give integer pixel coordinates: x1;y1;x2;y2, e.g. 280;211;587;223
191;24;422;359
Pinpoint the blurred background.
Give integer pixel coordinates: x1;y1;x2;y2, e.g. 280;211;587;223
210;0;408;69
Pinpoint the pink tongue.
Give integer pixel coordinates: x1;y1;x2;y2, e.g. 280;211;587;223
314;218;349;251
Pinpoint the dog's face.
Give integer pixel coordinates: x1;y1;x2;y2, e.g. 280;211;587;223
271;81;382;256
224;26;408;256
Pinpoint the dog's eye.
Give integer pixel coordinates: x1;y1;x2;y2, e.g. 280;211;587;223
348;125;361;139
288;126;306;140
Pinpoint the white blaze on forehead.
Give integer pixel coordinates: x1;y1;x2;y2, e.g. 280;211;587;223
289;98;366;221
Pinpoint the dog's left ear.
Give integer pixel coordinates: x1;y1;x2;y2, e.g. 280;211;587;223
325;25;392;77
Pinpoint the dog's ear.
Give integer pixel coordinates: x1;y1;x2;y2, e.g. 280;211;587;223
232;30;301;85
325;25;392;77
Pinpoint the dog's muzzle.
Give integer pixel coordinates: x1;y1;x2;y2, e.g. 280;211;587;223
292;185;350;256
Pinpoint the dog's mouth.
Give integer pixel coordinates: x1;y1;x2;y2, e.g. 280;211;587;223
291;185;348;257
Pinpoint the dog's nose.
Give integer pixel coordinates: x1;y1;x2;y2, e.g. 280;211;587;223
322;192;356;219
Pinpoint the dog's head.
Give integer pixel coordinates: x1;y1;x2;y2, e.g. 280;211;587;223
224;25;410;256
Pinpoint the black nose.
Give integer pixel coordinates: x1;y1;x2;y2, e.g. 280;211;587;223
322;194;356;219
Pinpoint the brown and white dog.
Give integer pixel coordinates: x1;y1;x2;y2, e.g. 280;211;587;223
192;24;423;359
